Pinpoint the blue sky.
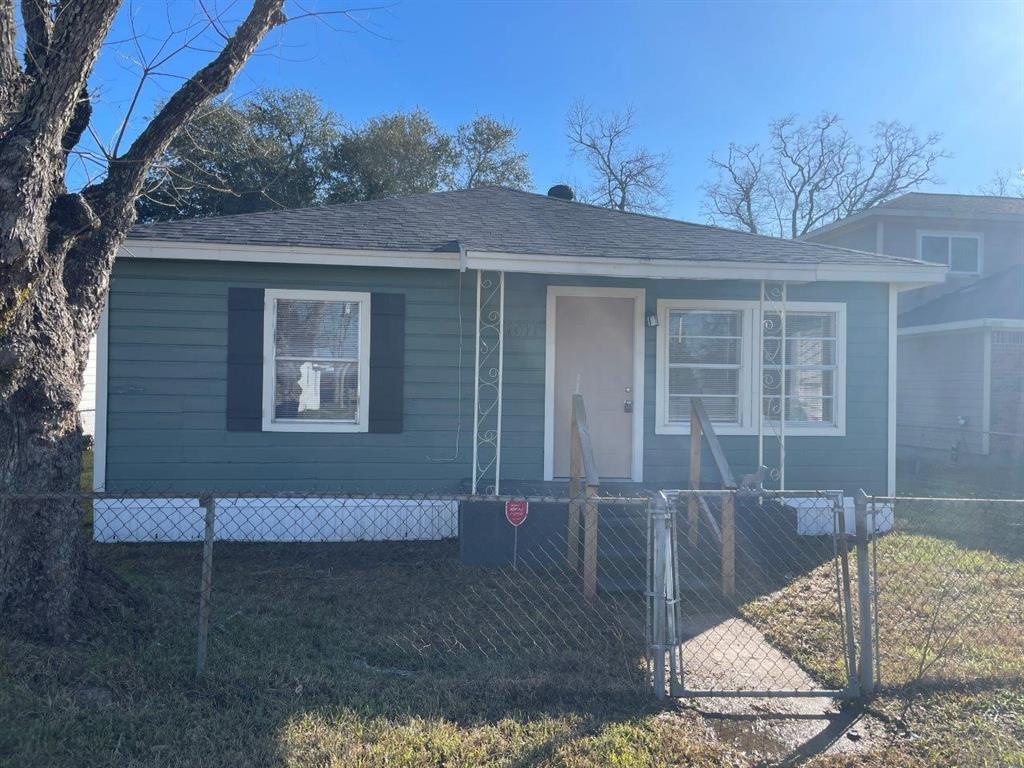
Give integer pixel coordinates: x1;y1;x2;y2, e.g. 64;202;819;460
84;0;1023;221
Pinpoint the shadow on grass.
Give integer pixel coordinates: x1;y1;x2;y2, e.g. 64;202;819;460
0;539;675;768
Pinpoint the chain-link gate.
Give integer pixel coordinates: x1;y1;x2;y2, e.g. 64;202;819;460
649;489;870;699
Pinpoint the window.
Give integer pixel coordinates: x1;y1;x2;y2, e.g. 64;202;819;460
262;289;371;432
665;309;744;426
918;232;982;274
655;300;845;436
762;311;837;426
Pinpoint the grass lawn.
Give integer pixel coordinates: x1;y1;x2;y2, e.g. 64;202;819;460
3;458;1021;766
744;480;1024;767
0;540;741;768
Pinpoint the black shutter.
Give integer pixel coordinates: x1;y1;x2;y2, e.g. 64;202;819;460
369;293;405;433
226;287;265;431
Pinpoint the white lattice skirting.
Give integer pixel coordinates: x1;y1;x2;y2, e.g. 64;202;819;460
92;497;459;543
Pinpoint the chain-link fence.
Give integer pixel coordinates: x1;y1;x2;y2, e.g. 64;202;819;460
53;487;655;700
649;489;1024;702
11;486;1023;706
867;495;1024;694
649;489;862;698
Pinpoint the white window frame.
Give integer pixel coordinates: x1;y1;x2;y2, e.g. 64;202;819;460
655;299;758;436
760;301;847;437
262;288;371;433
916;230;983;275
655;298;846;437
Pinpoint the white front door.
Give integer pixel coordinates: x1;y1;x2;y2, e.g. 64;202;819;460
547;289;643;480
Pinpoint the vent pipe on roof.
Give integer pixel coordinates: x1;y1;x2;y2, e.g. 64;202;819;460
547;184;574;201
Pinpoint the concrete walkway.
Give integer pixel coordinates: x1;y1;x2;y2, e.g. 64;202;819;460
675;614;884;762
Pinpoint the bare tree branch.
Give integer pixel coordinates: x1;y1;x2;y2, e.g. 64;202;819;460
21;0;52;78
702;112;948;238
567;99;669;214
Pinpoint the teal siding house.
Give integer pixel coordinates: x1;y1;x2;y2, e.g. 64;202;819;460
93;187;943;541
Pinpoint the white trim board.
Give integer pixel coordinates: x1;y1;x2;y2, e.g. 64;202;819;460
92;303;109;491
898;318;1024;337
887;284;898;496
261;289;372;433
118;239;946;286
543;286;645;483
982;327;992;456
466;250;945;286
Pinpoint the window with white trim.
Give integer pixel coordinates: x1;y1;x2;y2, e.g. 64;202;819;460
918;232;981;274
665;309;744;426
655;300;845;436
263;289;370;432
762;311;838;426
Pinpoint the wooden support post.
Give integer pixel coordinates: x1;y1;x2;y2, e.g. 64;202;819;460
568;408;582;572
720;490;735;598
583;484;599;601
688;401;702;549
196;495;217;677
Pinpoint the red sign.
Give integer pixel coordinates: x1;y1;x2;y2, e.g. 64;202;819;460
505;500;529;527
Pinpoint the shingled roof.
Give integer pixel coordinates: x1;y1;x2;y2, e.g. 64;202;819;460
128;187;931;268
875;192;1024;218
900;264;1024;328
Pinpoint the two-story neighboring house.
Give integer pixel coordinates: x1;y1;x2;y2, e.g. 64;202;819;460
806;193;1024;467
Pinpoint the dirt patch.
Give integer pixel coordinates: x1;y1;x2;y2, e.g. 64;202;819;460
675;613;887;763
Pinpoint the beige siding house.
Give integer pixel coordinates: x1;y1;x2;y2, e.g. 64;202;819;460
806;193;1024;468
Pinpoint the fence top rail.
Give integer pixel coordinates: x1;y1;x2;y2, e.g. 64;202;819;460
0;490;651;505
571;393;600;488
660;488;845;499
872;494;1024;504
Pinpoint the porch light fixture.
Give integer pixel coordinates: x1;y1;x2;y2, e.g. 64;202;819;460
646;312;659;328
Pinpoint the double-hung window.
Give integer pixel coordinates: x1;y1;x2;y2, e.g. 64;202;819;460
664;308;745;427
655;299;845;436
262;289;371;432
918;231;982;275
762;310;839;427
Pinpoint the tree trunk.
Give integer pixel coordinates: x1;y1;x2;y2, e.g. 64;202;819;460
0;255;99;639
0;0;285;641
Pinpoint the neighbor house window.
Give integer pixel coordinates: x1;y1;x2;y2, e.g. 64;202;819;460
655;300;845;436
665;309;745;426
918;232;982;274
262;289;371;432
762;311;839;427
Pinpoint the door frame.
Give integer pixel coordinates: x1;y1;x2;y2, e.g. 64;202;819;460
543;286;646;482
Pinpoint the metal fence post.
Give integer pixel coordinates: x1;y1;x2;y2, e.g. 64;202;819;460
854;490;875;697
650;494;669;699
196;495;217;677
835;495;859;695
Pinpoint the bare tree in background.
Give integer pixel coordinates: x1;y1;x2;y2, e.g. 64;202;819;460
566;100;669;214
979;167;1024;197
702;113;948;238
0;0;364;640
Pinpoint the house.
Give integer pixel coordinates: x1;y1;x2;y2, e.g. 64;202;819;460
805;193;1024;465
92;186;943;541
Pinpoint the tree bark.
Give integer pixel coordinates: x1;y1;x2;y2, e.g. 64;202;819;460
0;0;286;641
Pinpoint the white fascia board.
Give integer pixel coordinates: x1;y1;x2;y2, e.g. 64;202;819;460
118;239;946;286
872;208;1024;225
466;250;946;285
120;239;461;270
898;318;1024;337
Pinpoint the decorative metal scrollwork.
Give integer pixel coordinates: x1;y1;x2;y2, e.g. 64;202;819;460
472;271;504;494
